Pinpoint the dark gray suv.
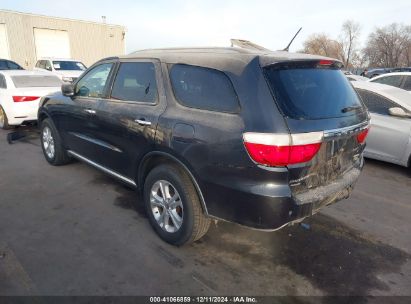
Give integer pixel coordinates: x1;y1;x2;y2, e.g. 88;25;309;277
38;47;370;245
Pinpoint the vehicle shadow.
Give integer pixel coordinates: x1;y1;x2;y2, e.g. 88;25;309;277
364;157;410;178
190;215;410;296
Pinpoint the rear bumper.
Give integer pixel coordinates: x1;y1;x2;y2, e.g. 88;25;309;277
6;102;39;126
202;166;362;230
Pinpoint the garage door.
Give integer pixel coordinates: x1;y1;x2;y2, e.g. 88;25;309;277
0;24;10;59
34;28;71;59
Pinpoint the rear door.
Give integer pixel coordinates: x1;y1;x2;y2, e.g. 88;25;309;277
94;59;165;178
263;61;369;204
59;62;115;162
355;89;410;164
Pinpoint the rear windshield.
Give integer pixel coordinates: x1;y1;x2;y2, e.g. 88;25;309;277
11;76;62;88
52;61;86;71
264;66;363;120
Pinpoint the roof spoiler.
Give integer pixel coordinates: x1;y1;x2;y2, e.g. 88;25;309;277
230;39;271;52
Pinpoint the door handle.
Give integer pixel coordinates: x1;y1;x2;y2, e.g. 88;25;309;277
84;109;96;114
135;119;152;126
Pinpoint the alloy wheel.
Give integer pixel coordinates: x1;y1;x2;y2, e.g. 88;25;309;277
150;180;184;233
0;109;4;128
42;126;55;159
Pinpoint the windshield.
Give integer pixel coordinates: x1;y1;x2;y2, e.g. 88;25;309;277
264;66;363;120
52;61;86;71
12;75;62;88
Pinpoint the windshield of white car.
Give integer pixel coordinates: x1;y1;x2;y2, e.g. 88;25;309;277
52;61;86;71
11;75;62;88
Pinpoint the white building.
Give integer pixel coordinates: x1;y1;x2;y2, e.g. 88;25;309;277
0;10;126;69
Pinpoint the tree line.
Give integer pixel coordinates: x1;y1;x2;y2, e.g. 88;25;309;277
300;20;411;69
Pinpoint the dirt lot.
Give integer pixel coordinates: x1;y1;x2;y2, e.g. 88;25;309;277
0;128;410;297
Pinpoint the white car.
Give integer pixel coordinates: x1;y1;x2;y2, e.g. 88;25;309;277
368;72;411;92
352;81;411;167
34;58;87;83
0;70;62;129
346;74;368;82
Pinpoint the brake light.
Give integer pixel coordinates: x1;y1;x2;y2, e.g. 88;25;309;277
13;96;40;102
356;128;369;144
318;60;333;66
243;132;323;167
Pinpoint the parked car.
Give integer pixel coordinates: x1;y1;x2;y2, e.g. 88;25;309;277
38;48;369;245
34;58;87;83
352;81;411;167
365;68;391;78
0;59;24;70
369;72;411;92
0;70;61;129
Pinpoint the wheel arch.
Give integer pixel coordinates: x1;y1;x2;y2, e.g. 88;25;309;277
37;109;51;124
137;151;209;215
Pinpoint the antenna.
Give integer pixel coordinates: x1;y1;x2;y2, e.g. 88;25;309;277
283;27;302;52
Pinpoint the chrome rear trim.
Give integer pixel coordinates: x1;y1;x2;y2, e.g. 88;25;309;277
67;150;136;187
323;121;369;139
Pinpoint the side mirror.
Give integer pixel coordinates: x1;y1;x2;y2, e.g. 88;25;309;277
62;83;75;97
46;66;52;71
388;107;411;118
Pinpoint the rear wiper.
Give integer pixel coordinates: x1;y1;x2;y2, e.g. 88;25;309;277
341;105;362;113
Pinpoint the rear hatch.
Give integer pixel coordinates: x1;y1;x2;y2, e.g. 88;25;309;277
262;60;369;206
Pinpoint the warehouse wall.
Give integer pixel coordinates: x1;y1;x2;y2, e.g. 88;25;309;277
0;10;125;69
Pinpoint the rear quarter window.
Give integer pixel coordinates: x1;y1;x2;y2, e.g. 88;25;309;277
11;75;62;88
170;64;240;113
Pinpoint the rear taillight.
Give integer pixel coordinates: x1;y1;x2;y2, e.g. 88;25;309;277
243;132;323;167
13;96;40;102
356;128;369;144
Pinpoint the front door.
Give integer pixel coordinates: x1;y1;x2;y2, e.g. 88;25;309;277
60;62;115;162
94;60;166;179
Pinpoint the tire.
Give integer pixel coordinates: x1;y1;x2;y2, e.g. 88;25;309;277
40;118;70;166
0;105;12;130
144;164;210;246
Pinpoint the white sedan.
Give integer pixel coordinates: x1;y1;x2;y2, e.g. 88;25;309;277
0;70;62;129
352;81;411;167
368;72;411;92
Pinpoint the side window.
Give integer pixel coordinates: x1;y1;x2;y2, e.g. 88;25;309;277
356;89;399;115
0;74;6;89
170;64;240;113
371;75;403;88
111;62;157;103
7;61;20;69
75;63;113;98
38;61;46;69
402;76;411;91
44;60;52;71
0;61;8;70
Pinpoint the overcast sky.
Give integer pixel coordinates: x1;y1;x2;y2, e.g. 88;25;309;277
2;0;410;53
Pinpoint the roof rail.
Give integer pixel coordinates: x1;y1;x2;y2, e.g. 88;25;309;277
230;39;271;51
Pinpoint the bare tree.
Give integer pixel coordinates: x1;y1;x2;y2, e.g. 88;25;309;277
302;33;341;60
339;20;361;68
363;23;411;67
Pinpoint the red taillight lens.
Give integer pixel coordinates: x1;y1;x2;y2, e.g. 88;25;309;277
243;132;323;167
356;128;369;144
13;96;40;102
318;60;333;66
